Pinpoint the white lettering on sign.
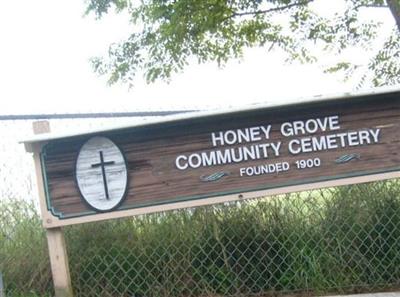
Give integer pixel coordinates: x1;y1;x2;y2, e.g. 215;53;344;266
175;142;282;169
175;115;382;171
211;125;272;146
288;129;380;155
239;162;290;177
281;116;340;136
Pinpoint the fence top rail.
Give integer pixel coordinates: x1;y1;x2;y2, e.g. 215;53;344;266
0;110;197;121
22;85;400;145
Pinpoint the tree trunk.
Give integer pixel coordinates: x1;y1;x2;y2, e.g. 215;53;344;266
387;0;400;31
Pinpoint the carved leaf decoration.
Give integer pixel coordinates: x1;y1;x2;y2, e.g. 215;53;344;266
200;172;229;182
335;153;361;164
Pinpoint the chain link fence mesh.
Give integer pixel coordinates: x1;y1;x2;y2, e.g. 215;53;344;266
0;118;400;297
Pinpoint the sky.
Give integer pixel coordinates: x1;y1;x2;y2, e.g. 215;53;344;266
0;1;396;114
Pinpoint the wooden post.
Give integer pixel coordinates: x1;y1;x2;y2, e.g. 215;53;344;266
32;121;74;297
46;228;73;297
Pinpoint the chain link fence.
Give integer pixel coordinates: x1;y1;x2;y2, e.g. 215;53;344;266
1;118;400;297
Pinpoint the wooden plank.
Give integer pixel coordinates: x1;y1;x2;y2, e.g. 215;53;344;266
42;170;400;228
34;93;400;227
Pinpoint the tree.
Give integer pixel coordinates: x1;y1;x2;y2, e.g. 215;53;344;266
85;0;400;87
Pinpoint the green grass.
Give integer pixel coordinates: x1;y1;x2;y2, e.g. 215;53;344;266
1;180;400;296
0;199;52;296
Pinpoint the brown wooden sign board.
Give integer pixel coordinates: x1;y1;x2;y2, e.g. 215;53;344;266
25;89;400;228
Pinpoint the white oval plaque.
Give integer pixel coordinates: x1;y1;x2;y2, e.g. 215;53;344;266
76;136;128;212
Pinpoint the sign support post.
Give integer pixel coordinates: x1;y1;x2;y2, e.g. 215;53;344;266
32;121;73;297
45;228;73;297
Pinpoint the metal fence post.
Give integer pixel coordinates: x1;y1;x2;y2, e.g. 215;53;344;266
0;271;4;297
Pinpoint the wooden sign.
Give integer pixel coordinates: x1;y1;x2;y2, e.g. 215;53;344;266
25;89;400;228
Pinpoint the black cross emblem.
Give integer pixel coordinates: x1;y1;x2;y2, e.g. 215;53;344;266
91;151;115;200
